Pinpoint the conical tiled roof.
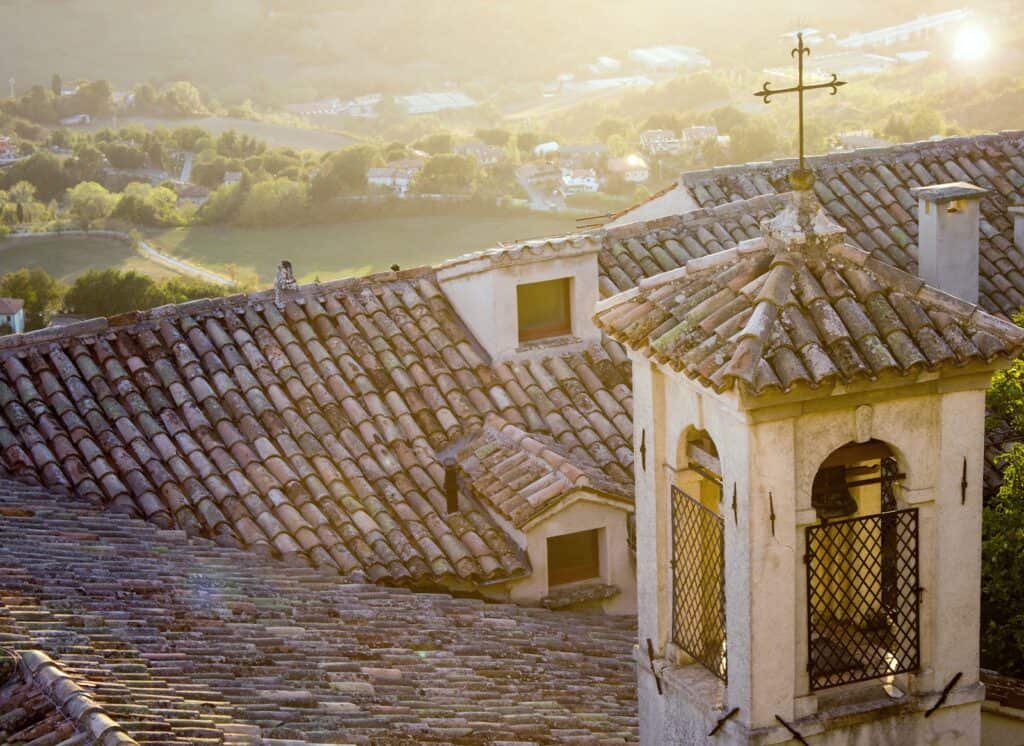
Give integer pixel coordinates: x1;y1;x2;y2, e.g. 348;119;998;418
596;192;1024;395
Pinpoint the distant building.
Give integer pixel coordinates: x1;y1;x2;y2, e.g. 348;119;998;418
58;114;91;127
533;141;560;157
171;181;211;206
833;130;890;151
516;162;561;186
559;143;610;168
606;155;649;183
0;137;19;163
838;9;971;48
0;298;25;335
560;167;599;194
454;140;506;166
286;94;382;118
628;45;710;72
640;129;682;156
223;171;243;186
681;125;719;147
367;158;424;198
396;91;476;115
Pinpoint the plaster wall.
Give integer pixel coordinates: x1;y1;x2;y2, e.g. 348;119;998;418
436;245;601;362
507;495;636;615
917;198;981;304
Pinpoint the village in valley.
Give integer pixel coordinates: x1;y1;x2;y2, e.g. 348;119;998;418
2;1;1024;745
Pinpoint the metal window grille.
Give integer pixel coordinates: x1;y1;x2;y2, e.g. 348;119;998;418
671;485;727;681
805;507;920;690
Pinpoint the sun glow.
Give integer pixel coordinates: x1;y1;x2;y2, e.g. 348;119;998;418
953;27;991;62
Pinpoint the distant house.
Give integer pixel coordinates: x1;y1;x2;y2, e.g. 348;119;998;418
0;298;25;335
172;181;211;206
286;94;382;118
640;129;682;156
833;130;890;151
58;114;91;127
455;140;506;166
223;171;243;186
533;141;560;158
0;137;19;164
606;155;649;183
517;162;561;186
560;167;599;194
396;91;476;115
367;158;424;198
681;125;719;147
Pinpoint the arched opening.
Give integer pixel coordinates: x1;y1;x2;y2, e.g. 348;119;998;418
805;440;920;690
671;428;726;680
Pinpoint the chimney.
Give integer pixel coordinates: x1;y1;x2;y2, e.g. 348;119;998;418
911;182;989;305
1010;205;1024;253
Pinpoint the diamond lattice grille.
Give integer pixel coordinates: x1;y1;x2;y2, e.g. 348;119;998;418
805;508;920;690
671;485;726;681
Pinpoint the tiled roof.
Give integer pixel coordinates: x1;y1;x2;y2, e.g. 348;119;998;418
668;131;1024;318
595;196;1024;395
0;298;23;315
456;412;632;529
0;479;638;744
0;268;633;590
0;649;136;745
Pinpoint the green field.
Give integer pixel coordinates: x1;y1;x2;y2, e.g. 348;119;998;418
0;235;178;283
149;212;577;285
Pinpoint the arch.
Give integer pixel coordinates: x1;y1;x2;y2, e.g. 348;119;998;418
811;439;902;522
674;427;723;514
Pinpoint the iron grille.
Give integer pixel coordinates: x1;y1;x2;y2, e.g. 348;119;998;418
671;485;727;681
805;508;920;690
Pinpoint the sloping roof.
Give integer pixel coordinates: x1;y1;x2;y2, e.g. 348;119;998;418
0;268;633;589
456;412;632;528
595;197;1024;395
669;131;1024;318
0;297;23;315
0;649;136;745
0;479;638;744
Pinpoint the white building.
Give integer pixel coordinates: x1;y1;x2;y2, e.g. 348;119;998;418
58;114;91;127
0;137;19;163
533;141;560;158
560;167;599;193
454;140;505;166
367;159;424;198
0;298;25;334
640;130;682;156
396;91;476;115
681;125;719;147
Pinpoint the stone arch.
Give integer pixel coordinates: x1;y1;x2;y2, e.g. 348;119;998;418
674;427;723;514
810;439;902;522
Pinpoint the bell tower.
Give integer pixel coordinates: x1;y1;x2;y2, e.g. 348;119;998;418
596;187;1024;744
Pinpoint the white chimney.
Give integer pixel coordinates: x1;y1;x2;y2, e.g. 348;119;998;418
1010;205;1024;253
911;182;988;305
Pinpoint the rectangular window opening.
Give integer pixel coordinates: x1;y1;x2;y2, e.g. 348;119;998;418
547;528;600;587
517;278;572;343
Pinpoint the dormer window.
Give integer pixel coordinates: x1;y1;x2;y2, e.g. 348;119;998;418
547;528;601;587
517;278;572;343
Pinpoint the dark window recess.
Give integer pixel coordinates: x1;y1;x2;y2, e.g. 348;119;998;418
517;278;572;343
443;462;459;514
547;529;600;586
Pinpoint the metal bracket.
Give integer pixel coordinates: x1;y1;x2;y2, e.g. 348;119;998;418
731;483;738;525
708;707;739;736
769;492;776;537
961;458;968;505
646;638;663;695
774;714;809;745
925;672;962;717
640;429;647;471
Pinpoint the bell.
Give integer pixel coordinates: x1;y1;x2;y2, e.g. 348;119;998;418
812;465;858;519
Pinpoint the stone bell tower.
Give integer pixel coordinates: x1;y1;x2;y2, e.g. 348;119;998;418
596;186;1024;744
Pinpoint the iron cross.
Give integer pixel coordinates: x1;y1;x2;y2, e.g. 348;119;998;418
754;32;846;177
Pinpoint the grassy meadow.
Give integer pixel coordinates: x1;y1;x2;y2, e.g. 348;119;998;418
0;235;178;283
148;212;576;285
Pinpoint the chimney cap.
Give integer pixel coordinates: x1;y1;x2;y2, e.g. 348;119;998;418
911;182;989;204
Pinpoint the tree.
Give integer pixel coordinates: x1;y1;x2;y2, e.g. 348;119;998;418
730;118;779;163
0;268;65;330
474;128;511;147
64;269;163;317
310;145;378;202
237;178;308;226
2;153;66;201
595;117;631;143
412;132;454;155
51;74;62;97
413;154;477;194
111;183;181;227
64;144;107;184
66;182;116;228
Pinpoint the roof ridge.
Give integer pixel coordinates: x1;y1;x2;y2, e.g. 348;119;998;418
0;265;439;357
13;649;139;745
601;194;786;241
679;130;1024;185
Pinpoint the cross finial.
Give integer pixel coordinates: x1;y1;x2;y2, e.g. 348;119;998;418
754;32;846;190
